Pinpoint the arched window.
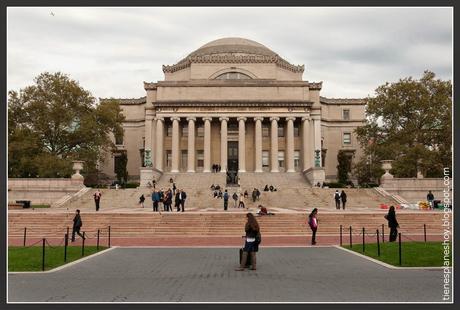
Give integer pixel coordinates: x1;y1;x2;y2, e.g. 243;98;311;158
215;72;252;80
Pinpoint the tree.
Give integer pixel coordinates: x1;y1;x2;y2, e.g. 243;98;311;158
114;152;128;184
8;72;125;178
337;150;352;184
355;71;452;181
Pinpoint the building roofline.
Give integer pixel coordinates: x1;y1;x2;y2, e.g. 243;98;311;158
320;96;366;105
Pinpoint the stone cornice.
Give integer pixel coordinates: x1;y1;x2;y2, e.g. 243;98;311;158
146;80;321;89
100;97;146;105
320;96;366;105
162;54;304;74
154;100;313;108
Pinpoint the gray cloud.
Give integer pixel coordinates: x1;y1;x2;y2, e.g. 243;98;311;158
7;7;452;99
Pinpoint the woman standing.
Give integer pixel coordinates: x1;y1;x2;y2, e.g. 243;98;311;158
385;206;399;242
308;208;318;245
238;193;245;208
139;194;145;208
236;213;261;271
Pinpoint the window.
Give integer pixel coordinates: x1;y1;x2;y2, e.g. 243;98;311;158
262;125;269;137
294;151;300;169
262;151;269;167
278;151;285;168
115;131;124;145
343;109;350;120
197;125;204;137
182;125;188;137
197;150;204;168
215;72;252;80
166;125;173;137
343;133;352;145
166;150;172;168
294;125;300;137
114;155;122;173
278;125;285;137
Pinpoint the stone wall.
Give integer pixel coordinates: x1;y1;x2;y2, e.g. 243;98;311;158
380;178;446;203
8;178;85;205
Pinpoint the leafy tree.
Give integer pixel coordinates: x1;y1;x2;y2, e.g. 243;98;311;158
355;71;452;181
337;150;352;184
8;72;125;178
114;152;128;183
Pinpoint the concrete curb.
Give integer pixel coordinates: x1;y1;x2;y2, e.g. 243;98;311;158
334;245;447;270
8;246;118;274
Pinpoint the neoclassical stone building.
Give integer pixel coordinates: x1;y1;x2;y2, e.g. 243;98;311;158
101;38;366;185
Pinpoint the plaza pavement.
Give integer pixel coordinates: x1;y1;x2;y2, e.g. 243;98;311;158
8;247;447;303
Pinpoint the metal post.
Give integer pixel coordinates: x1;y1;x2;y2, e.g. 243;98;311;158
64;233;68;262
67;227;69;241
362;227;365;252
381;224;385;243
23;227;27;247
398;233;402;266
97;229;100;251
108;226;111;248
81;232;85;257
339;225;343;246
349;226;352;248
376;229;380;257
424;224;427;242
42;238;46;271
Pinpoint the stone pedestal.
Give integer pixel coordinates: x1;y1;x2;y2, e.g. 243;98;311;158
303;167;325;187
140;167;163;187
71;161;85;186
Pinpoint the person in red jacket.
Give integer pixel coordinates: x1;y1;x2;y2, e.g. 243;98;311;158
307;208;318;245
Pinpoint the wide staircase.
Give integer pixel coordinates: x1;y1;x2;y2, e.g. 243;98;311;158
9;211;445;246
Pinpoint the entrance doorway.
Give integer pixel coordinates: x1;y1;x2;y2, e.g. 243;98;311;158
227;141;238;184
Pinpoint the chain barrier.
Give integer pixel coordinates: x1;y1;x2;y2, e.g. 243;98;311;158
45;238;65;249
21;239;43;249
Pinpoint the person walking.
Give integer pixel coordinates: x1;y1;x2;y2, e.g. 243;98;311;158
427;190;435;209
71;209;85;242
308;208;318;245
179;189;187;212
236;213;261;271
174;190;181;212
94;189;102;211
238;193;246;208
385;206;399;242
252;188;257;203
223;190;229;211
232;192;238;208
334;190;341;210
152;190;160;212
165;189;173;212
139;194;145;208
340;190;347;210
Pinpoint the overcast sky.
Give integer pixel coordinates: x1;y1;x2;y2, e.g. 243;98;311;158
7;7;452;99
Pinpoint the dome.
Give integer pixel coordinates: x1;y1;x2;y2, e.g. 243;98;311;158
186;37;278;58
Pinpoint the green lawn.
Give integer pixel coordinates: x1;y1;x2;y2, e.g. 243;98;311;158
343;242;451;267
9;246;107;271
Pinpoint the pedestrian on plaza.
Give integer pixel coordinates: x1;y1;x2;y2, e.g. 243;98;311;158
93;189;102;211
71;209;85;242
159;189;165;211
334;190;341;210
427;190;435;209
152;190;160;212
256;188;261;200
232;192;239;208
384;206;399;242
252;188;257;203
172;182;177;195
175;190;181;212
239;193;246;208
152;179;156;189
223;189;229;211
308;208;318;245
166;189;173;211
269;185;274;192
244;190;249;199
139;194;145;208
340;190;347;210
218;190;223;199
218;164;221;172
236;213;261;271
179;189;187;212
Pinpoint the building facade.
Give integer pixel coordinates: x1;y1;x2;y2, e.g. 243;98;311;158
101;38;366;185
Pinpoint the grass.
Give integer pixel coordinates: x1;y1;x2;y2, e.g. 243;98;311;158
343;242;451;267
8;246;107;271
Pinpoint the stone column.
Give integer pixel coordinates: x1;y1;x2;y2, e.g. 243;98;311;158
186;117;196;172
302;116;311;171
237;117;247;172
219;117;229;173
155;117;164;171
203;117;212;173
254;116;263;173
270;117;280;172
171;117;180;173
312;115;322;167
286;117;295;172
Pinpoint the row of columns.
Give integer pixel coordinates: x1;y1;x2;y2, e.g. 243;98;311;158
145;115;322;173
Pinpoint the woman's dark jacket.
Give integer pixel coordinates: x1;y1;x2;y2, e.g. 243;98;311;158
386;211;399;228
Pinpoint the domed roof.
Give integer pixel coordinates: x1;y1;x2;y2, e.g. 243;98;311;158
187;37;277;58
